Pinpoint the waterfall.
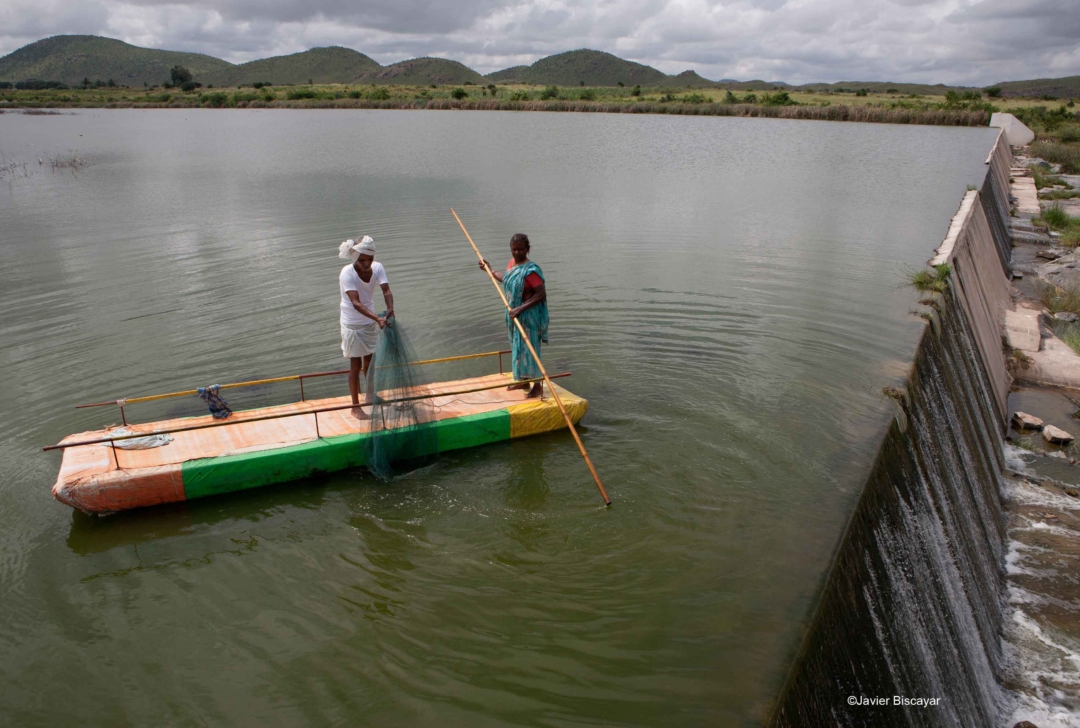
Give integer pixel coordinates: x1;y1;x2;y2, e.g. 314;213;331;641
770;131;1016;728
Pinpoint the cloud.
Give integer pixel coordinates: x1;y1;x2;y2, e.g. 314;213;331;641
1;0;1077;85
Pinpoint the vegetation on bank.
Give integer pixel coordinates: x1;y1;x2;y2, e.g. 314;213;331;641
2;81;1052;126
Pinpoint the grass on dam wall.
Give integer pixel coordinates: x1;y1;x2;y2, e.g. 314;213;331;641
4;82;1075;126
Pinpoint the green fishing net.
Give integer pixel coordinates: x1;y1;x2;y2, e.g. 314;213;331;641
365;318;439;480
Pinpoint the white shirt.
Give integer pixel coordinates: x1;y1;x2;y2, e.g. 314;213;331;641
339;262;388;326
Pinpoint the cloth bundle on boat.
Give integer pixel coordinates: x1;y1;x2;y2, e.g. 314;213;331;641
197;384;232;419
110;428;174;450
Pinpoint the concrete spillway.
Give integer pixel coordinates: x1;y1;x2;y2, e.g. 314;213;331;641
771;132;1016;727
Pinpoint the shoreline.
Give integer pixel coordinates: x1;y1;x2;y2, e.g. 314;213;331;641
0;98;991;126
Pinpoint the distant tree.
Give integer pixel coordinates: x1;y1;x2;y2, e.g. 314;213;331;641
180;81;199;93
886;88;898;94
742;92;757;103
170;66;192;86
540;85;559;100
451;87;468;100
617;81;625;87
486;83;496;96
82;77;90;89
630;84;641;97
984;86;1002;98
724;90;737;104
106;79;116;87
855;88;868;96
368;87;390;100
308;78;313;85
579;80;585;86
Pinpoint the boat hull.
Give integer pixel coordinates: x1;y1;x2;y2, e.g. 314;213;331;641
52;374;587;514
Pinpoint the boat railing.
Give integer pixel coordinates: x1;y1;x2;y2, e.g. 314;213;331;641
45;372;571;465
72;349;512;425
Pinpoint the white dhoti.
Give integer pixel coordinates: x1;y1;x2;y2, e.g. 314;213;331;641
341;321;380;358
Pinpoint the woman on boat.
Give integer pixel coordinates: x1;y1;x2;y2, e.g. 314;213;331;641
339;236;394;415
479;233;548;399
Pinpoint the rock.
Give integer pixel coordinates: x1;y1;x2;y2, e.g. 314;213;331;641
1005;309;1042;352
1066;487;1079;497
1043;424;1075;444
1055;312;1080;323
1014;722;1040;728
1037;248;1066;260
1012;411;1045;430
1046;451;1068;460
1012;271;1024;279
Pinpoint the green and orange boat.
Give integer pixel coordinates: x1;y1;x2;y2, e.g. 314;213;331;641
46;350;587;514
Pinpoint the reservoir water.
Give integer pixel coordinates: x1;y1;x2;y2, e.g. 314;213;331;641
0;110;998;725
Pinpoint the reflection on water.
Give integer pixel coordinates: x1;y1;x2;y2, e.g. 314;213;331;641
0;109;997;725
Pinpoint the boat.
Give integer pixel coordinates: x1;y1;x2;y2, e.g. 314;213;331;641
46;350;587;514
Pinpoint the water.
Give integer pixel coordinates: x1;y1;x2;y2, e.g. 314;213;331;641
0;109;997;726
1000;388;1080;727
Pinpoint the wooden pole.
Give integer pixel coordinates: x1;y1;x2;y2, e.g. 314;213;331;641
450;208;611;506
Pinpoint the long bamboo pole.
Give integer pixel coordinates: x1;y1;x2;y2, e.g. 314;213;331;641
450;208;610;506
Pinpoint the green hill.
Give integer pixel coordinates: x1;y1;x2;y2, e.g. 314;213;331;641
3;34;1078;98
796;80;973;95
660;70;719;88
0;35;232;86
995;76;1080;98
362;57;485;85
202;47;380;86
487;49;669;86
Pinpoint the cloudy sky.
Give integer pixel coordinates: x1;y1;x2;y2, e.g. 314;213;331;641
1;0;1078;85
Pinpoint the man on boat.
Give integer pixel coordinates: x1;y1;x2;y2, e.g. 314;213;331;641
479;233;547;399
338;236;394;416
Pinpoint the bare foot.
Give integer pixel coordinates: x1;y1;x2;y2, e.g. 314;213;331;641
350;406;370;420
507;382;531;391
527;383;543;399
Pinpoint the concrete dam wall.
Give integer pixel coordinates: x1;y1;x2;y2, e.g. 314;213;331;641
770;131;1016;727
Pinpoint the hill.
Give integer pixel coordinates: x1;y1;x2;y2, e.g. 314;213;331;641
0;35;232;86
362;57;485;85
487;49;669;86
995;76;1080;98
660;70;719;88
796;80;973;95
202;47;379;86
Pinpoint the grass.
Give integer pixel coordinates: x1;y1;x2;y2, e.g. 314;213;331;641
1039;204;1080;246
1030;140;1080;174
1052;320;1080;355
1040;189;1080;200
909;263;952;293
1035;280;1080;314
1043;204;1073;229
1029;163;1070;190
0;83;999;125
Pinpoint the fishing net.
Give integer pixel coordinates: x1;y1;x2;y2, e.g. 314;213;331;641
365;318;439;480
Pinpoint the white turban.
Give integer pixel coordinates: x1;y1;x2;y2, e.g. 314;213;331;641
337;235;376;261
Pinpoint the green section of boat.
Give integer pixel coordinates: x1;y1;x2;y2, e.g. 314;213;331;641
180;409;512;500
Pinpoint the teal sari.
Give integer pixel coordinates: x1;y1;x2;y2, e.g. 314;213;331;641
503;261;549;380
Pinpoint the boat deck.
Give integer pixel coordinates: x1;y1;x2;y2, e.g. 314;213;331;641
53;374;587;514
